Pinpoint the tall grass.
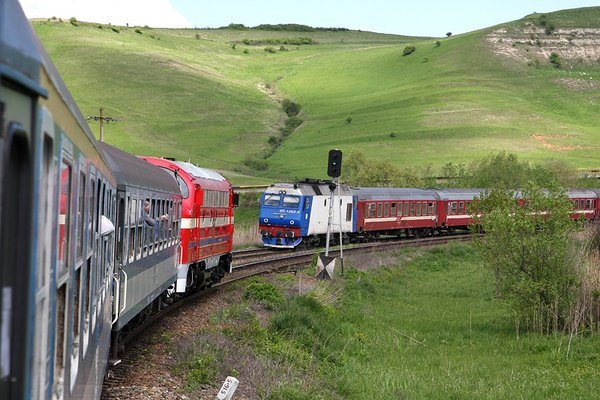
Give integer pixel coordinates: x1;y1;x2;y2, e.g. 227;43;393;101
234;224;260;248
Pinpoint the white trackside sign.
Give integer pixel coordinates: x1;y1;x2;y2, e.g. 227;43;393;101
217;376;239;400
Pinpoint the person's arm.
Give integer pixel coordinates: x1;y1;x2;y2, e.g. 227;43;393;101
144;213;156;226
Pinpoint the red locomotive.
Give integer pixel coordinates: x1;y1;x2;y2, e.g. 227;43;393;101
141;157;235;292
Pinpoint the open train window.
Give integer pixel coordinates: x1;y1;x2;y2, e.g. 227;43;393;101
586;200;592;210
377;203;383;218
346;203;352;222
76;171;85;260
390;202;396;216
58;160;72;277
429;202;435;215
264;194;280;206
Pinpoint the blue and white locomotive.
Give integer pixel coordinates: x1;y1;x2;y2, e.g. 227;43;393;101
258;180;356;248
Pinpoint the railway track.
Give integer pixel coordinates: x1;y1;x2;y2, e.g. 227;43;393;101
102;233;472;393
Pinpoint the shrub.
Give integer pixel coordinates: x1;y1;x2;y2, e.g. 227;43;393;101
446;32;452;37
243;157;268;171
186;355;217;390
231;43;237;49
279;45;287;51
402;45;416;56
434;40;441;47
549;52;561;68
134;28;142;34
69;17;78;26
111;26;120;33
345;116;353;124
545;23;556;35
268;136;282;147
243;49;249;54
143;25;150;29
282;99;301;117
475;185;580;333
389;132;397;138
243;281;284;309
97;24;103;29
242;38;251;45
195;33;200;39
264;46;276;53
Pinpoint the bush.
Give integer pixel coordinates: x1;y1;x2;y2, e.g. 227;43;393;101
345;116;353;124
282;99;301;117
243;157;268;171
549;52;561;68
389;132;397;138
264;46;276;53
446;32;452;37
231;43;237;49
69;17;78;26
242;38;251;45
475;185;580;333
434;40;441;47
243;281;284;309
134;28;142;34
97;24;103;29
545;23;556;35
186;355;217;390
243;49;249;54
402;45;416;56
195;33;200;39
279;45;287;51
111;26;120;33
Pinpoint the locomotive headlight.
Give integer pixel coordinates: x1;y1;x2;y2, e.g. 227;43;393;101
290;220;294;225
264;218;269;223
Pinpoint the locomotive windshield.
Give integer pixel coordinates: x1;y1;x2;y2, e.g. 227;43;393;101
263;194;281;206
283;195;300;208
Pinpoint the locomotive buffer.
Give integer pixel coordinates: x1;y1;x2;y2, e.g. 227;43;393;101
316;149;344;279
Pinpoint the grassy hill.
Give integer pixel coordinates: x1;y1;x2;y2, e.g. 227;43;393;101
33;8;600;182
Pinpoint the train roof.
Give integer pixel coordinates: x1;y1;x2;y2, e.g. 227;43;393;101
172;161;226;182
0;0;43;93
97;142;179;194
268;181;352;196
567;189;599;198
434;188;487;201
351;187;438;201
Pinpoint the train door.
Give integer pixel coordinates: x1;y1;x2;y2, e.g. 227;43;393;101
0;77;37;400
31;108;57;400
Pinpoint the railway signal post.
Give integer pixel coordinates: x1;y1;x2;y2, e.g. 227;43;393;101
318;149;343;279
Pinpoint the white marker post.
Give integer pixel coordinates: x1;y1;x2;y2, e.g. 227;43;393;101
217;376;239;400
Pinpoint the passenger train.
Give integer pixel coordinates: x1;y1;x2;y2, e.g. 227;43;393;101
0;2;235;398
259;180;600;248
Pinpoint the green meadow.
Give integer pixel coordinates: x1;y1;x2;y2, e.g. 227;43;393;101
33;7;600;182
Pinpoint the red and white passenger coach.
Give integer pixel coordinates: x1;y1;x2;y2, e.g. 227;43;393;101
141;157;235;292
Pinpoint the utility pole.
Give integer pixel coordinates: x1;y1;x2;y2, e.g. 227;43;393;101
87;107;119;142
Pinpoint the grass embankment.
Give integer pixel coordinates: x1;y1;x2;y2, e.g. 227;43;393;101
173;244;600;398
33;7;600;182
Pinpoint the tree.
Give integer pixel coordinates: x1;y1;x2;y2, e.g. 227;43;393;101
446;32;452;37
474;185;580;333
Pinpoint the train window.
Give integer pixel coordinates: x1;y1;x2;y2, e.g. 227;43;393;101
54;283;67;399
58;160;72;276
283;196;300;208
416;202;421;216
367;203;375;218
72;267;82;358
129;198;137;262
429;202;435;215
77;171;86;260
459;202;465;214
88;177;95;253
465;202;470;215
83;257;92;355
409;202;415;216
390;203;396;216
404;202;409;216
346;203;352;222
264;194;280;206
398;202;403;217
384;203;389;217
586;200;592;210
377;203;383;218
451;202;458;215
579;199;584;210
